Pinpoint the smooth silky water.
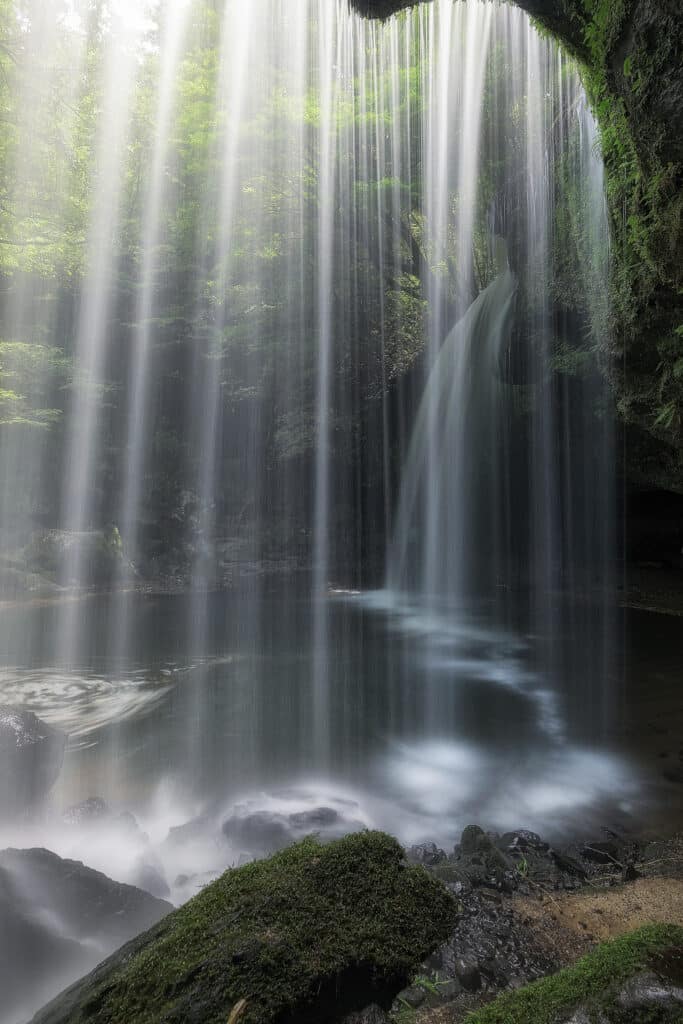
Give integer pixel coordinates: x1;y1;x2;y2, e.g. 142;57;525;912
0;0;674;986
0;587;646;878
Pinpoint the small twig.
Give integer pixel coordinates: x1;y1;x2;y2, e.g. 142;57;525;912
582;845;625;870
228;999;248;1024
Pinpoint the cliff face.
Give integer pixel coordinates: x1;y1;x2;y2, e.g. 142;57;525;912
352;0;683;491
576;0;682;492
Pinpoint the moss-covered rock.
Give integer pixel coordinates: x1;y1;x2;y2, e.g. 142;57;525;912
570;0;683;490
467;923;683;1023
30;831;458;1024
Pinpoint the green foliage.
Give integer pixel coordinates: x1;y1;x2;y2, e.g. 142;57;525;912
574;0;683;450
1;0;678;528
467;923;683;1024
0;340;67;427
515;855;529;877
532;0;682;470
550;341;593;378
32;831;458;1024
384;273;428;382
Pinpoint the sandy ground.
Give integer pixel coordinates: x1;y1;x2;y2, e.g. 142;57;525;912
417;836;683;1023
514;875;683;963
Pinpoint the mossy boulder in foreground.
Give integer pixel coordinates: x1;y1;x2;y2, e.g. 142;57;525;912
31;831;457;1024
468;923;683;1024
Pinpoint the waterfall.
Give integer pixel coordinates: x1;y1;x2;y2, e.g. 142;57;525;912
388;247;516;605
0;0;624;889
56;5;148;669
112;0;192;667
382;3;615;712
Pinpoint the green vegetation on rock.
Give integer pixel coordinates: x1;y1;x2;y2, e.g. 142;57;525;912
31;831;458;1024
355;0;683;491
467;923;683;1024
575;0;682;485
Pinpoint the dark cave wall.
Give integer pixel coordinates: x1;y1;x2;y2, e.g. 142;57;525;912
351;0;683;495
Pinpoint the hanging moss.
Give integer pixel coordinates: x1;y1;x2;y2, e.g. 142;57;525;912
31;831;458;1024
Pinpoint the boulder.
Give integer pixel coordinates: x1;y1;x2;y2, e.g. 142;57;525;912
0;847;172;948
62;797;145;840
222;803;365;857
288;806;339;829
453;956;482;992
165;814;212;847
0;847;171;1024
0;706;66;818
30;831;457;1024
407;841;448;866
459;825;491;855
498;829;548;853
452;825;513;889
615;969;683;1013
61;796;111;825
129;859;171;900
222;809;292;854
396;985;425;1008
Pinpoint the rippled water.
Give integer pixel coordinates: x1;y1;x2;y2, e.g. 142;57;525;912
2;588;676;910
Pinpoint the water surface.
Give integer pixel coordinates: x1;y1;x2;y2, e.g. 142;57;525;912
1;588;678;902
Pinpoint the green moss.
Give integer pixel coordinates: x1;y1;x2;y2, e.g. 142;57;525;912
356;0;683;488
576;0;683;462
467;923;683;1024
33;831;458;1024
535;0;683;480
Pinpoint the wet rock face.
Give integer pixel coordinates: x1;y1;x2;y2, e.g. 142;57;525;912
349;1;587;53
0;706;66;818
349;0;419;19
0;847;172;950
431;882;556;995
351;0;683;493
387;824;668;1019
0;869;84;1024
0;847;171;1024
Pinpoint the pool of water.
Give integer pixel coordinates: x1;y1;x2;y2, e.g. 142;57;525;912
0;586;679;902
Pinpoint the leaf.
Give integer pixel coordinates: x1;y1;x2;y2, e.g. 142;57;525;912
654;401;676;430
